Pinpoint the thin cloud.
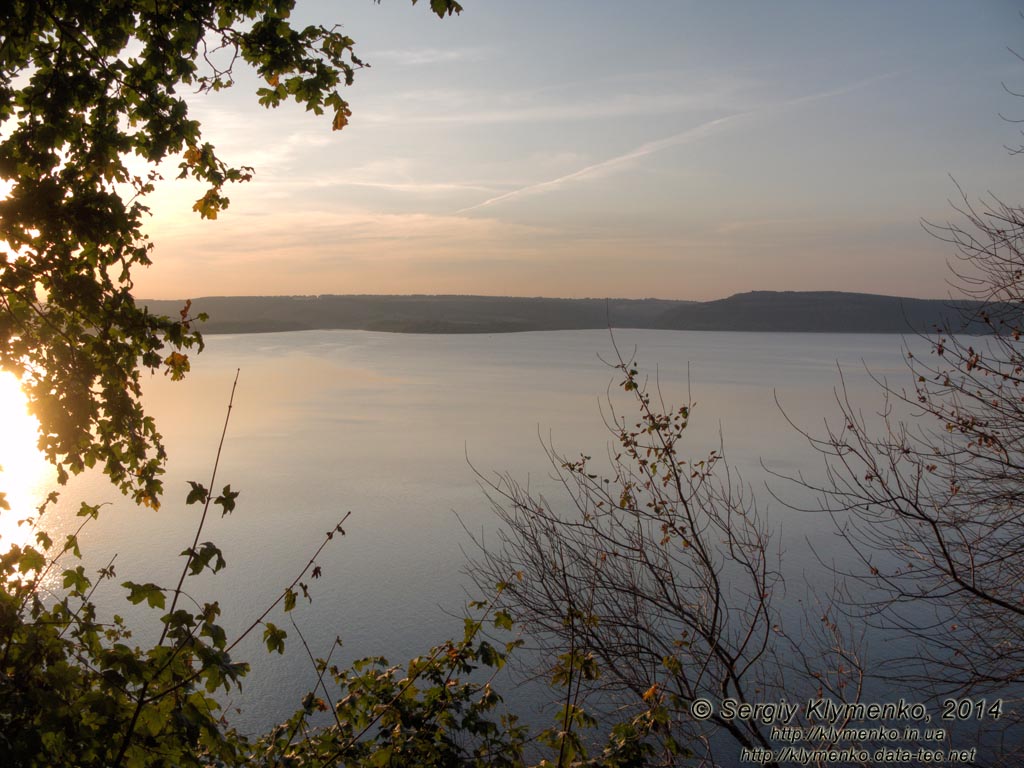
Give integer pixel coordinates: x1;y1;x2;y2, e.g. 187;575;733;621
257;177;498;196
373;47;486;66
148;207;552;256
456;113;750;213
457;73;897;214
335;180;495;194
361;81;751;127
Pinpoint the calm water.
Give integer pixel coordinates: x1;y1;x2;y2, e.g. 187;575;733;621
6;329;913;735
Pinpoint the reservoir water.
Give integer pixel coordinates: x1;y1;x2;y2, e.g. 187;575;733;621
2;329;915;737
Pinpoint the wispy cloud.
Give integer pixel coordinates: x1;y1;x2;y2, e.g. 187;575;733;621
372;47;487;66
359;71;755;127
324;180;497;195
148;206;551;256
254;156;500;197
456;113;751;213
363;90;744;126
250;175;498;197
457;74;896;214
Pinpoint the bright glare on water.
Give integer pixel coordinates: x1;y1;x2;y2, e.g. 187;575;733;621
0;372;54;549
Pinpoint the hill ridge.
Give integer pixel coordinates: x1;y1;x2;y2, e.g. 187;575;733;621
140;291;996;335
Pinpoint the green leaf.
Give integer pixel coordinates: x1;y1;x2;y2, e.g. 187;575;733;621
214;485;239;516
477;641;504;669
186;481;209;506
17;547;45;574
201;620;228;650
62;566;90;594
76;502;100;519
62;533;80;558
263;622;287;654
123;581;166;609
183;541;226;575
427;0;463;17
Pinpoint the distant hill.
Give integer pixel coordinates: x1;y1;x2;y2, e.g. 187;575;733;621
140;292;1000;335
141;295;689;334
650;291;993;333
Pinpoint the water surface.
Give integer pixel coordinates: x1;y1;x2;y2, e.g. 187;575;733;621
6;329;913;734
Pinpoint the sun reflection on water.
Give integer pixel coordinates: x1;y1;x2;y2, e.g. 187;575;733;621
0;372;56;549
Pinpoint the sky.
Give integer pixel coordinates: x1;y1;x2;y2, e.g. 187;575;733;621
134;0;1024;301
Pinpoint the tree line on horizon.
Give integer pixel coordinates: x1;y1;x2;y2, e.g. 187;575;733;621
141;291;1000;335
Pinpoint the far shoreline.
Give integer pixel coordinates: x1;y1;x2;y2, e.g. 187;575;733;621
140;291;998;336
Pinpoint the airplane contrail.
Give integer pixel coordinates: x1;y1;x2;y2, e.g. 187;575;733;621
455;73;895;215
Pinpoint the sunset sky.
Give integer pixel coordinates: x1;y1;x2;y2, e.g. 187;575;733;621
135;0;1023;302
